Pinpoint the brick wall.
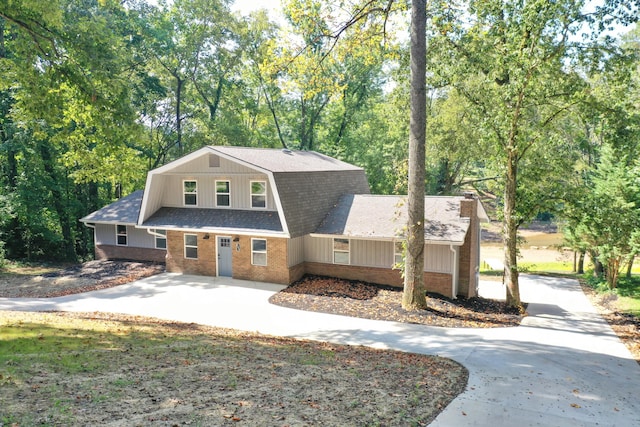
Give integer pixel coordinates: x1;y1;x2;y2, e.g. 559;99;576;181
233;235;291;284
458;195;479;298
304;262;454;298
165;230;217;275
95;245;166;263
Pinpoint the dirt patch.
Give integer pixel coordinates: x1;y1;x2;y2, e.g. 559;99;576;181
0;311;468;426
270;275;525;328
0;260;164;298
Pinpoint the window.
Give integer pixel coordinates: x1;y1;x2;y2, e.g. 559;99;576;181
184;234;198;259
216;180;230;207
252;238;267;266
155;229;167;250
251;181;266;208
394;241;404;266
116;225;128;246
183;180;197;206
333;238;350;264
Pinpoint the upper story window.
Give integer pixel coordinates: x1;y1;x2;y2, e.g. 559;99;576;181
333;238;350;265
251;181;266;208
183;180;197;206
155;229;167;250
216;180;230;207
116;225;128;246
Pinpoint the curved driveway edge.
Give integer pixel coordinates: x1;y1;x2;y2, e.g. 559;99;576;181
1;274;639;427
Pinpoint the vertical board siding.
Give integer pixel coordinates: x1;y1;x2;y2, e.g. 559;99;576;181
304;235;332;263
306;236;454;274
424;245;453;273
95;224;116;245
287;236;305;267
160;174;275;211
128;227;157;248
352;240;394;268
95;224;156;249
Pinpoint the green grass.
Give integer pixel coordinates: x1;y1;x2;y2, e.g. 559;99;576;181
583;274;640;316
518;261;575;274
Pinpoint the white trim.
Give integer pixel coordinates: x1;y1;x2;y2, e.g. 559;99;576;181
250;180;267;209
215;179;231;208
216;235;232;276
154;229;167;250
251;238;268;266
450;245;458;299
183;179;198;207
333;238;350;265
309;233;465;245
116;224;128;246
136;224;288;238
184;233;198;259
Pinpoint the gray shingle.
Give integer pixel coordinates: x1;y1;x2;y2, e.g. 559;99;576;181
314;194;471;243
273;170;371;238
213;146;364;172
142;207;283;233
80;190;144;225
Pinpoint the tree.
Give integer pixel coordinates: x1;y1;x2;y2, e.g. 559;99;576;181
401;0;428;309
432;0;638;309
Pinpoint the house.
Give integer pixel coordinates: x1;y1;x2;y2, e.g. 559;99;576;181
81;146;488;298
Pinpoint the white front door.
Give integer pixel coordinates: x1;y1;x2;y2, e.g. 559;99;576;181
217;236;232;277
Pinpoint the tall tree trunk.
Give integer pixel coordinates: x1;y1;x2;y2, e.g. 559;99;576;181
626;253;636;278
175;76;184;157
402;0;427;310
39;143;76;261
577;251;585;275
503;147;522;310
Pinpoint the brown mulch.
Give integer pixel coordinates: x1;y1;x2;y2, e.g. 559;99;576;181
0;260;164;298
269;275;526;328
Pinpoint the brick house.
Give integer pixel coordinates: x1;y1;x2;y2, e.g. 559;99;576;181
81;146;487;298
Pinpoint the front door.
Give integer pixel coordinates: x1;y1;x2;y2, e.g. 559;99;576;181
217;236;232;277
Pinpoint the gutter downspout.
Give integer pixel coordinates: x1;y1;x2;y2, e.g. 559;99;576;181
450;245;458;299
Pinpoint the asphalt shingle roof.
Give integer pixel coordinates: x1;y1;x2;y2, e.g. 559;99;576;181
212;146;363;172
142;207;283;233
314;194;471;244
80;190;144;225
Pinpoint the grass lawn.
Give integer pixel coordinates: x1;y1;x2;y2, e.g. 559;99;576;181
0;311;467;426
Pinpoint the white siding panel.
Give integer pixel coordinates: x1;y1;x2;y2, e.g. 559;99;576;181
95;224;116;245
424;245;453;273
95;224;155;248
288;236;305;267
352;240;393;268
171;154;259;174
304;236;332;263
128;227;156;248
159;173;275;211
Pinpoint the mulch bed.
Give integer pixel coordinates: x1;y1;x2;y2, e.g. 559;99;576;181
270;275;526;328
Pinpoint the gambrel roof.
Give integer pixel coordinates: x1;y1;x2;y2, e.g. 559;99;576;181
81;147;486;244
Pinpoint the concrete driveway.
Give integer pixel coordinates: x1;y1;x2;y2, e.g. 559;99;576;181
1;274;639;427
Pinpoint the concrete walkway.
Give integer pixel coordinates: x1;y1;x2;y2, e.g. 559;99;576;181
1;274;639;426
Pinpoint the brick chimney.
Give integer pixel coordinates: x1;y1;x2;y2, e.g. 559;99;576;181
458;193;480;298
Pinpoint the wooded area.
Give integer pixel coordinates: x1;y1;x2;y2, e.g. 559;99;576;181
0;0;639;301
